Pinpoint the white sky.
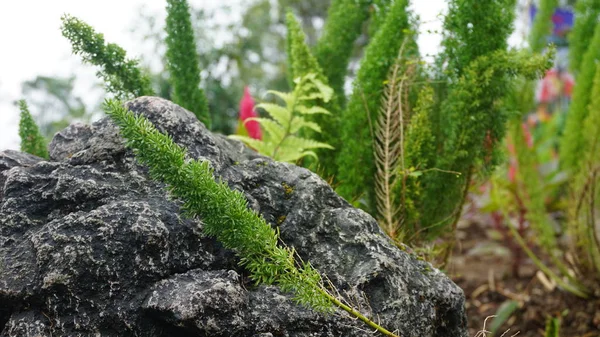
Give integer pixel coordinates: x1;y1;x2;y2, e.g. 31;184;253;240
0;0;447;151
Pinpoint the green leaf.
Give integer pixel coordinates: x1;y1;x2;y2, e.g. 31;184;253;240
408;171;423;178
256;103;291;126
289;117;322;134
296;106;331;115
490;300;520;334
228;135;271;154
310;78;334;102
266;90;295;110
544;317;560;337
247;118;285;141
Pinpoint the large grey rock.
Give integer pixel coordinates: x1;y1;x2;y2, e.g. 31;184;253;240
0;96;467;337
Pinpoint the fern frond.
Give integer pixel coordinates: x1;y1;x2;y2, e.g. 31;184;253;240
247;118;286;141
289;118;322;134
296;106;331;115
228;135;272;154
265;90;295;110
255;103;291;126
373;39;416;238
229;73;334;164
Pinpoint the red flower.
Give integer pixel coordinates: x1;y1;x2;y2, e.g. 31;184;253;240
238;86;262;140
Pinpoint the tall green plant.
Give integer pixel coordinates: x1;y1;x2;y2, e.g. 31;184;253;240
314;0;370;107
418;50;553;240
394;85;437;241
18;100;48;159
335;0;416;208
165;0;211;128
285;12;339;177
442;0;517;79
416;0;525;239
104;99;401;337
570;63;600;283
60;15;153;99
569;0;600;73
560;21;600;172
529;0;558;53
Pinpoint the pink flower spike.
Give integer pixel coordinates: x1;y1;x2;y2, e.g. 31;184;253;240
239;86;262;140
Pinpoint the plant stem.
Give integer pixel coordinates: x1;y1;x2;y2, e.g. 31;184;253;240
317;288;401;337
503;209;590;298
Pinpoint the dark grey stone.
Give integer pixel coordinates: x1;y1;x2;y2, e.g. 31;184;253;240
0;96;467;337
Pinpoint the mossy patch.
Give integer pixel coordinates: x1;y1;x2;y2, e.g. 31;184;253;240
281;182;294;199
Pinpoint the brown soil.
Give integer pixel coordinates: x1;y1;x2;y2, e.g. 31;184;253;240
447;217;600;337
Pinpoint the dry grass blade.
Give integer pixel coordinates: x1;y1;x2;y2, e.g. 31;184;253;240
373;38;416;238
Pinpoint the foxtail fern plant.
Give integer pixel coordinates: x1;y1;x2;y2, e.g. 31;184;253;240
415;0;541;241
394;85;437;242
286;12;326;88
60;15;153;99
529;0;558;53
104;99;401;337
569;0;600;73
336;0;417;209
560;20;600;172
18;100;48;159
285;12;339;177
229;73;334;163
165;0;211;128
314;0;370;108
419;49;553;241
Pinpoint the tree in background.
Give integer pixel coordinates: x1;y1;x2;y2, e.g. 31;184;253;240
21;76;94;140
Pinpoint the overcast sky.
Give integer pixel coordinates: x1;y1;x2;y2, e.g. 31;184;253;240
0;0;448;151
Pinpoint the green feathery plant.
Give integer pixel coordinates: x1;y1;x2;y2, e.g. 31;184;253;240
104;99;401;337
418;49;553;243
17;100;48;159
529;0;558;53
229;73;334;163
569;0;600;73
313;0;370;108
561;20;600;172
336;0;416;209
368;0;393;37
414;0;540;243
60;15;153;100
165;0;211;128
285;12;339;177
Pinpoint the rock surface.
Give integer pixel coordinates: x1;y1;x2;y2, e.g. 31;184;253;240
0;97;467;337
